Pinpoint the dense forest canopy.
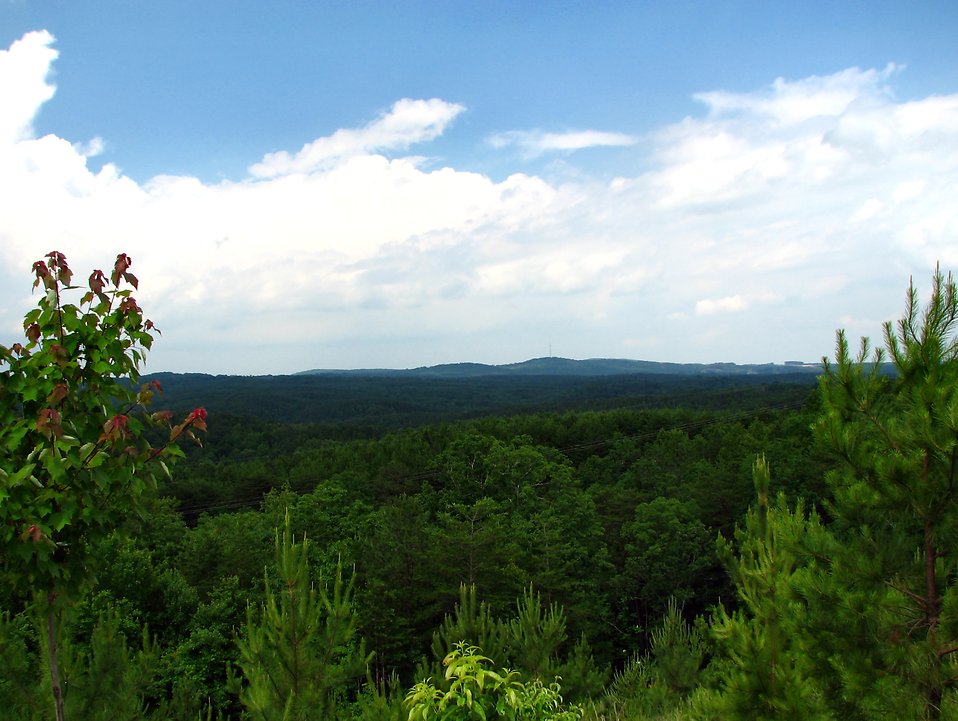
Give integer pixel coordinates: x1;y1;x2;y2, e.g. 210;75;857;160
1;254;956;720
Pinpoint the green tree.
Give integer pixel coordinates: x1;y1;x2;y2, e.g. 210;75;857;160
230;511;367;720
434;497;518;605
620;498;715;636
430;584;509;673
696;457;831;721
426;585;606;705
505;586;568;682
649;598;706;699
0;608;161;721
807;267;958;720
164;575;246;718
596;598;705;720
0;252;205;721
354;494;442;678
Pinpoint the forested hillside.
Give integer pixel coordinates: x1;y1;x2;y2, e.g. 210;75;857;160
140;368;818;430
2;254;956;720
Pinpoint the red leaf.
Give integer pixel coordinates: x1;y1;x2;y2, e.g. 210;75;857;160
32;261;49;290
89;269;106;295
100;414;130;443
152;410;174;423
187;407;208;422
112;253;132;286
36;408;63;439
46;383;69;405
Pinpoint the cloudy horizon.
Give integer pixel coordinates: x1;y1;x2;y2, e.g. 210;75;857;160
1;4;956;375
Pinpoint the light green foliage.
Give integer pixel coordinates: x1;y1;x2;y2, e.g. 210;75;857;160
230;511;367;721
406;642;584;721
807;267;958;720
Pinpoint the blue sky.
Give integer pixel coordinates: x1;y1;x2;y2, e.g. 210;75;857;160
1;1;957;373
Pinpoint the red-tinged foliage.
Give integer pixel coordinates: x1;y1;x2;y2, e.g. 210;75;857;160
111;252;137;289
1;250;206;721
1;251;205;597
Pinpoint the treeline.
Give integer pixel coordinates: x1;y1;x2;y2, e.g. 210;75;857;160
142;370;819;430
4;363;956;719
2;388;826;719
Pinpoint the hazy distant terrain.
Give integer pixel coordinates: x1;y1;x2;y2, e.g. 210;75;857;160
297;356;822;378
145;357;820;430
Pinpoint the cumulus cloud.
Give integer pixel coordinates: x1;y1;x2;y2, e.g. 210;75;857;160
489;129;636;157
1;30;956;373
0;29;57;144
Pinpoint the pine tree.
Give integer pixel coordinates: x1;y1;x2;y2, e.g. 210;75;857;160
807;267;958;720
598;597;705;720
695;457;832;721
650;598;705;698
230;511;367;721
506;586;568;681
430;584;508;672
426;585;606;704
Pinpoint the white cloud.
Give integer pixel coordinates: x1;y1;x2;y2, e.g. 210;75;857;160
851;198;884;223
74;136;105;158
248;98;465;178
695;295;748;315
489;129;636;157
892;180;924;204
1;30;956;373
695;64;899;125
0;29;57;144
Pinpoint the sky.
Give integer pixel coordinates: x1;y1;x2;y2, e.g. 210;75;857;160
1;1;957;375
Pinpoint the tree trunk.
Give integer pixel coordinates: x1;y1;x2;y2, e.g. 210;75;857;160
46;594;66;721
923;519;941;721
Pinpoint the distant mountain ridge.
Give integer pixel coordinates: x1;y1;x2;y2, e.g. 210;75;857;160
296;356;822;378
